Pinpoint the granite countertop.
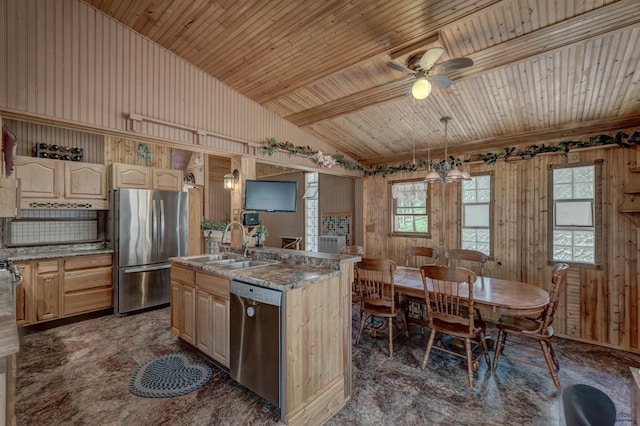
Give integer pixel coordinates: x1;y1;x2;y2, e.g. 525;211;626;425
0;242;114;262
170;247;360;292
0;270;19;358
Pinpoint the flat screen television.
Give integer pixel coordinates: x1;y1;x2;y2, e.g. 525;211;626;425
244;180;298;212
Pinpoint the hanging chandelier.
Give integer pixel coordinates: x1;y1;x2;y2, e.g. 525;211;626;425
424;116;471;184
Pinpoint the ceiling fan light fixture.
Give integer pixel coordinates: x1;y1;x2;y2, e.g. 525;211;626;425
411;77;432;99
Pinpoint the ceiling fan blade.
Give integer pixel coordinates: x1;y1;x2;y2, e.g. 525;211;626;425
377;77;413;89
433;57;473;74
386;61;413;74
419;47;445;71
430;74;452;89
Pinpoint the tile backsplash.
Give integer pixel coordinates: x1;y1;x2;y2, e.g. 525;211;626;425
8;210;100;245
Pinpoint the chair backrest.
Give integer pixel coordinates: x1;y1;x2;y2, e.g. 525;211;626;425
539;263;569;334
404;246;438;267
420;265;478;334
444;249;488;276
355;258;398;312
340;245;365;255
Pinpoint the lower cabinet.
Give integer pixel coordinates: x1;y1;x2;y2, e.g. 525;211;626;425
35;260;60;322
170;266;230;367
170;265;196;344
15;253;113;326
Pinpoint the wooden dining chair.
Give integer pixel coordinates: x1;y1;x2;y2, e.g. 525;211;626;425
492;263;570;388
420;265;491;387
354;258;409;357
444;249;488;276
340;245;365;303
404;246;438;267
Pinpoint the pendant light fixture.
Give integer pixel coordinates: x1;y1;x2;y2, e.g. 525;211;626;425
424;116;469;184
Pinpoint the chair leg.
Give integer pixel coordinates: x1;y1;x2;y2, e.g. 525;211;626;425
549;340;560;370
540;340;561;388
401;311;409;338
492;329;506;372
480;333;491;366
465;338;475;387
355;313;367;347
421;329;437;369
388;318;394;357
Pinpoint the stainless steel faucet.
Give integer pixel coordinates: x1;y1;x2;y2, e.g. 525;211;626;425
222;221;248;256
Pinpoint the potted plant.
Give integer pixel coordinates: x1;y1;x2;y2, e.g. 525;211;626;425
254;225;268;247
201;220;229;252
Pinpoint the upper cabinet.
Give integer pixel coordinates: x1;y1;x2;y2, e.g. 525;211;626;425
111;163;183;191
14;156;107;209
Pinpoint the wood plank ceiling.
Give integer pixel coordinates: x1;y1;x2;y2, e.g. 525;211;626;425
83;0;640;166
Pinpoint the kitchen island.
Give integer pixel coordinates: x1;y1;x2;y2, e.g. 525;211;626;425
0;270;19;426
170;247;360;426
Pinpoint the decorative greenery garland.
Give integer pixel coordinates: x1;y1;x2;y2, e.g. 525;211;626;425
262;130;640;177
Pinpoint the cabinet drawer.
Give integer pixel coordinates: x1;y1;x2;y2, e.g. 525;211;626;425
197;272;229;297
171;266;195;286
37;260;59;274
64;288;113;316
64;266;112;292
64;254;112;271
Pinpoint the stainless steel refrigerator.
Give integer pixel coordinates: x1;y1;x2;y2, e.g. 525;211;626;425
109;188;188;315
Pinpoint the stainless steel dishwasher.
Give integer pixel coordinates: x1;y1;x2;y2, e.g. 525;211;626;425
229;280;283;409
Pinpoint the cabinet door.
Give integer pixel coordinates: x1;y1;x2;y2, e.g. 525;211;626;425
181;284;196;344
35;260;60;322
152;168;183;191
14;262;33;325
212;295;230;366
111;163;151;189
196;289;213;355
14;156;62;200
64;162;107;201
170;281;183;336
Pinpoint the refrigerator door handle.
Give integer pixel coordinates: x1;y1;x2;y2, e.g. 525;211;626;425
123;263;172;274
159;199;165;248
152;198;158;258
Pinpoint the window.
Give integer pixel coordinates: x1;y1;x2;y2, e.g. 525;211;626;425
390;181;429;235
461;174;492;256
549;162;602;265
304;172;319;252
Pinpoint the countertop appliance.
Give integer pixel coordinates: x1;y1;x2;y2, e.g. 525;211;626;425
229;280;283;412
109;188;188;315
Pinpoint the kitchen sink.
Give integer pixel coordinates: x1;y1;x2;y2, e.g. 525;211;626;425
186;254;241;263
218;260;273;270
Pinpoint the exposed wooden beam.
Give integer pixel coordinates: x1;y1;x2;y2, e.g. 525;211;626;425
285;0;640;127
361;113;640;166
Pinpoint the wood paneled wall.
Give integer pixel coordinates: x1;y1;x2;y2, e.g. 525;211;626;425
105;136;172;168
363;143;640;352
0;0;360;176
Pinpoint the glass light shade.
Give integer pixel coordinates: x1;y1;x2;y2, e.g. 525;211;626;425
424;168;443;183
411;77;432;100
445;166;465;182
460;169;472;180
223;173;235;190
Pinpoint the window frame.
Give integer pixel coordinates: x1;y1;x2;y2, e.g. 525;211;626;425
457;171;494;257
388;178;431;238
547;160;603;269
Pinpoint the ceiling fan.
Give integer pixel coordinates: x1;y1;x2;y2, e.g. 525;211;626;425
384;47;473;99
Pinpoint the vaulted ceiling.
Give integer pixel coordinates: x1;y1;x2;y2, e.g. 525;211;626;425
83;0;640;166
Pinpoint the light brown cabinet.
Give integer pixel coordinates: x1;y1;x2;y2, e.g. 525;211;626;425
16;253;113;326
170;266;230;366
35;260;60;322
14;262;33;325
14;156;107;209
195;272;230;366
170;265;196;344
62;254;113;316
111;163;183;191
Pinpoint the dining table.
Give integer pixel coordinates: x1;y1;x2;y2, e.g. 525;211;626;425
393;266;550;320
